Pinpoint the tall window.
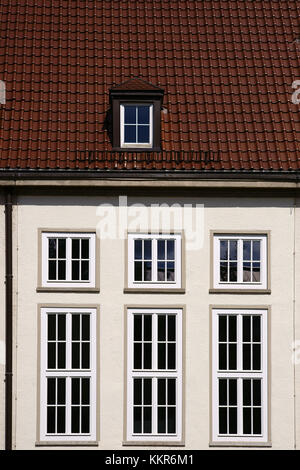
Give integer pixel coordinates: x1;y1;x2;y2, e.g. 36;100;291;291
120;104;153;148
126;308;183;443
127;233;182;289
213;234;268;290
40;308;97;442
211;308;269;444
41;232;96;289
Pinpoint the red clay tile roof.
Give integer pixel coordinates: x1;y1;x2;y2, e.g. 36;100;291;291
0;0;299;174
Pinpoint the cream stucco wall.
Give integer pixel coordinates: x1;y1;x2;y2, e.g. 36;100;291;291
8;191;298;449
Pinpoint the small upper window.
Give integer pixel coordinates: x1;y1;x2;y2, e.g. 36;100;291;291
127;233;182;290
212;233;268;291
41;231;96;289
121;104;153;148
109;78;164;151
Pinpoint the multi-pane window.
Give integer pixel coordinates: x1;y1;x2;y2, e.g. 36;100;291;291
212;308;268;444
213;234;268;290
128;234;182;289
127;308;183;442
120;104;153;147
40;308;97;442
41;232;96;288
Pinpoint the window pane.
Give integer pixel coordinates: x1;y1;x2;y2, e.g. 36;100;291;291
229;407;237;434
220;240;228;260
81;239;89;259
143;315;152;341
124;125;136;143
58;315;66;341
229;262;237;282
167;262;175;281
47;378;56;405
57;342;66;369
219;408;227;434
72;239;80;259
253;316;261;342
134;240;142;260
243;380;251;406
252;262;260;282
48;314;56;341
158;407;166;433
81;343;90;369
167;240;175;260
143;343;152;369
219;379;227;406
243;240;251;260
158;315;166;341
134;407;142;433
229;344;237;370
219;343;227;370
144;240;152;259
229;380;237;406
58;260;66;280
138;125;149;143
134;343;142;369
138;106;150;124
57;378;65;405
57;406;66;433
158;379;166;405
72;343;80;369
229;316;236;342
243;262;251;282
125;106;136;124
157;262;165;281
143;407;152;433
168;343;176;369
144;262;152;281
72;260;80;280
144;379;152;405
134;315;142;341
134;261;143;281
81;407;90;433
243;408;251;434
253;344;261;370
168;316;176;341
58;239;66;258
243;316;251;342
219;316;227;342
158;343;166;369
47;407;55;433
82;379;90;405
167;407;176;434
47;343;56;369
158;240;165;260
81;261;89;280
243;344;251;370
220;262;228;281
253;408;261;434
71;407;80;433
81;315;90;341
134;379;142;405
48;239;57;258
229;240;237;260
72;315;80;341
72;378;80;405
48;260;56;280
168;379;176;406
253;241;260;261
253;380;261;406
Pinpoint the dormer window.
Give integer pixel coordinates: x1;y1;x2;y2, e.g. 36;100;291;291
121;104;153;148
109;78;164;151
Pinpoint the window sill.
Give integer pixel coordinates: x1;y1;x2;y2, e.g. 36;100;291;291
37;286;100;293
209;288;271;294
35;440;99;447
209;440;271;447
124;288;185;294
123;440;185;447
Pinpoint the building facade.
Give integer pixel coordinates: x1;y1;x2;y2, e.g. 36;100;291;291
0;0;300;450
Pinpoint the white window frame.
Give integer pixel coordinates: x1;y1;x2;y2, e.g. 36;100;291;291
213;234;268;290
126;308;183;443
120;103;153;148
41;232;96;288
211;308;268;444
127;233;182;289
39;307;97;442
